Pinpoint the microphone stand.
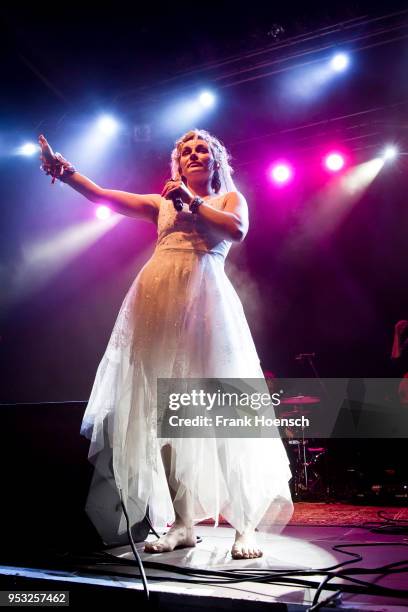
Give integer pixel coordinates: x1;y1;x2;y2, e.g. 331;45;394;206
295;353;327;396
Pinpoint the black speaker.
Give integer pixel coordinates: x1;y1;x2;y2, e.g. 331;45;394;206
1;402;149;560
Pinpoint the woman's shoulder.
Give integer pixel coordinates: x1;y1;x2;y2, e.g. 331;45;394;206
223;190;246;199
221;191;248;208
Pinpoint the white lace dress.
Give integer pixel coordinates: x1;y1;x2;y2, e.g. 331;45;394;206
81;194;293;536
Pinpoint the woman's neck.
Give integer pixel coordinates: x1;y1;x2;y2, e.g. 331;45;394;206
186;179;216;199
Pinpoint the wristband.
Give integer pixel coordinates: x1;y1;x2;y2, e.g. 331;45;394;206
189;196;203;214
41;152;76;184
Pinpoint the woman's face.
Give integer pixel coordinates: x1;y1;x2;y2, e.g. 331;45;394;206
179;137;215;181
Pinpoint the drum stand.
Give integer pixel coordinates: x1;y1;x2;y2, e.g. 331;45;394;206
291;353;332;500
288;417;310;498
283;405;328;500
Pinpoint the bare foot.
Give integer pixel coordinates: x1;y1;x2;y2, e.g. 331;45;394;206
231;528;263;560
144;522;196;553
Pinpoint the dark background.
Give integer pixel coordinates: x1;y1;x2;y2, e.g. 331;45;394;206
1;1;408;402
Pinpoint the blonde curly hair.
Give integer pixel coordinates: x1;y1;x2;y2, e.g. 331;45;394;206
170;129;236;194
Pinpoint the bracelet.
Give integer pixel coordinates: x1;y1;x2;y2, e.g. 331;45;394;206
189;196;203;214
41;152;76;184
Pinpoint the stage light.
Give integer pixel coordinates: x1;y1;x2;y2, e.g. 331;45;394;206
160;91;216;133
300;158;384;242
97;115;119;136
270;163;293;184
67;114;121;168
8;215;121;305
95;205;112;220
199;91;216;108
382;145;398;161
330;53;349;72
18;142;38;156
325;152;345;172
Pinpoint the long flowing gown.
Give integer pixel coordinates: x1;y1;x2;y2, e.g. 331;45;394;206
81;193;293;538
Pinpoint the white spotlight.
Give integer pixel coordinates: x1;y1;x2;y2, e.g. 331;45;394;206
18;142;38;156
330;53;350;72
199;91;216;108
95;205;112;220
97;115;119;136
382;145;398;161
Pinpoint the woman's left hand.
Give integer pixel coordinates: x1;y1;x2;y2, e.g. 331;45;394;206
161;180;194;205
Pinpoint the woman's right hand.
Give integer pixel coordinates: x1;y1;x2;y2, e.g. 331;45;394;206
38;134;56;167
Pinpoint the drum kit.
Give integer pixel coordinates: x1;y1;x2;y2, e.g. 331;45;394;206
278;395;328;500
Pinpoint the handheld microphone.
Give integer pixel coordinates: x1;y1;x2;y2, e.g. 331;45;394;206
163;179;184;211
170;194;183;211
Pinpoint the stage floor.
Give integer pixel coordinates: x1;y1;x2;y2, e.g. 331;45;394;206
1;523;408;610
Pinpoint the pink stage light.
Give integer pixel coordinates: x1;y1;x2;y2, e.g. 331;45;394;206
270;163;293;185
324;152;345;172
95;205;112;220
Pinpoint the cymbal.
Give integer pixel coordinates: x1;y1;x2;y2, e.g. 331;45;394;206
280;409;312;417
280;395;320;405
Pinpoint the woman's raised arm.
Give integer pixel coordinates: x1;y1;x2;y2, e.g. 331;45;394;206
39;135;160;223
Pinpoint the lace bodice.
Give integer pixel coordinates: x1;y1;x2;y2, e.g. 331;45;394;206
155;195;232;259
